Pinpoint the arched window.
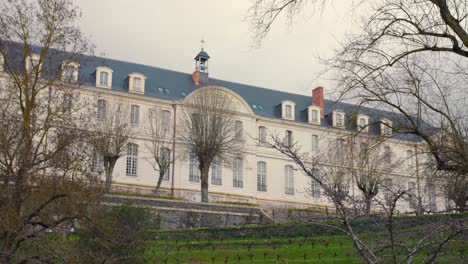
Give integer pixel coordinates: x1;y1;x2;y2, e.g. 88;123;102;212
285;165;294;195
334;111;345;128
128;72;146;93
257;161;267;192
96;66;113;88
211;156;222;185
189;152;200;183
233;157;243;188
126;143;138;176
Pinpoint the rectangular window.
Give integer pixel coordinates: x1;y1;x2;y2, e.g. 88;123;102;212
311;109;319;123
161;148;171;181
99;71;109;86
285;130;293;147
64;66;75;81
211;156;222;185
258;126;266;143
384;146;392;162
383;178;393;206
28;58;39;73
285;165;294;195
130;105;140;126
62;94;72;114
235;120;243;139
336;113;344;127
257;161;267;192
311;179;321;198
133;77;142;91
233;158;243;188
126;143;138;176
311;134;319;153
97;99;106;121
91;150;103;173
162;110;171;130
427;183;437;211
337;138;345;155
359;118;367;129
285;105;292;118
189;152;200;183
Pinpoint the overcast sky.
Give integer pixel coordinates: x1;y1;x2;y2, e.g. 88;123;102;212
75;0;358;97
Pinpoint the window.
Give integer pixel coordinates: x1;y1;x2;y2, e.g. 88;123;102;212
126;143;138;176
129;73;146;93
162;110;171;130
257;161;267;192
258;126;267;144
97;99;106;121
130;105;140;126
336;138;345;155
285;130;293;147
161;148;171;181
358;115;368;132
408;181;417;209
91;150;103;173
62;94;72;114
311;179;321;198
407;150;414;167
311;110;319;123
311;135;319;154
211;156;222;185
189;152;200;183
335;112;345;128
61;61;79;82
309;106;321;124
383;178;393;205
285;105;292;118
285;165;294;195
384;146;392;162
235;121;243;139
99;72;109;86
26;54;40;73
282;101;295;120
381;119;393;135
96;66;113;88
233;157;243;188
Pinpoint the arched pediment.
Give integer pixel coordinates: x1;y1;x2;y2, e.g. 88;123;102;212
183;86;254;115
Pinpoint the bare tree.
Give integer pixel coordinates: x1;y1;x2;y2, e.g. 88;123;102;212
179;87;243;203
145;107;174;194
0;0;102;263
88;100;132;193
247;0;468;211
267;133;467;263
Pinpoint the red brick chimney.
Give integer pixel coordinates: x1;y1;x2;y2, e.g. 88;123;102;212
312;86;324;117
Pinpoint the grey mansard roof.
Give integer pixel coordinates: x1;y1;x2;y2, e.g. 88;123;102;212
1;42;425;142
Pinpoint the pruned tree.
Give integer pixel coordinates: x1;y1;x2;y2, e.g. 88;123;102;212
179;87;243;203
247;0;468;212
88;100;132;193
145;107;174;194
0;0;102;263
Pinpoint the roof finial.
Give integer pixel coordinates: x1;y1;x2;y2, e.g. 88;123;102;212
200;38;205;51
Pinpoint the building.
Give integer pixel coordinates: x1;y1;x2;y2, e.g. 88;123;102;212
0;45;445;212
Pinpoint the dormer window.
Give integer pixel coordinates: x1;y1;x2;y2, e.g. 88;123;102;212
128;72;146;94
308;106;321;125
282;100;296;120
61;61;79;82
333;111;345;128
357;115;369;132
96;66;113;88
381;119;393;135
26;54;41;74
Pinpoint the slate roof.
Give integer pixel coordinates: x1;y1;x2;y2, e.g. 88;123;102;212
1;43;425;142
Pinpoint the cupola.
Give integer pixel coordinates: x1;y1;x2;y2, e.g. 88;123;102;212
193;40;210;86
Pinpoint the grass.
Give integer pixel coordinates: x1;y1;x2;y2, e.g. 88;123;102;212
144;235;361;263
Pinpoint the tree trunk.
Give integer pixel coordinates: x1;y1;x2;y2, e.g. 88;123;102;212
104;160;116;193
364;199;371;216
154;171;165;195
200;163;210;203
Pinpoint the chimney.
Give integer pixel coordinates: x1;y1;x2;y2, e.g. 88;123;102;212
312;86;324;117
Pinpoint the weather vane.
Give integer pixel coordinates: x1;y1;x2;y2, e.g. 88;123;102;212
201;38;205;50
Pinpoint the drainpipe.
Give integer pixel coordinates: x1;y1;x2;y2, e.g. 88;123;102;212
171;103;177;197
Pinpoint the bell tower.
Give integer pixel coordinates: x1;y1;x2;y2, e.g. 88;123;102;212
193;39;210;86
